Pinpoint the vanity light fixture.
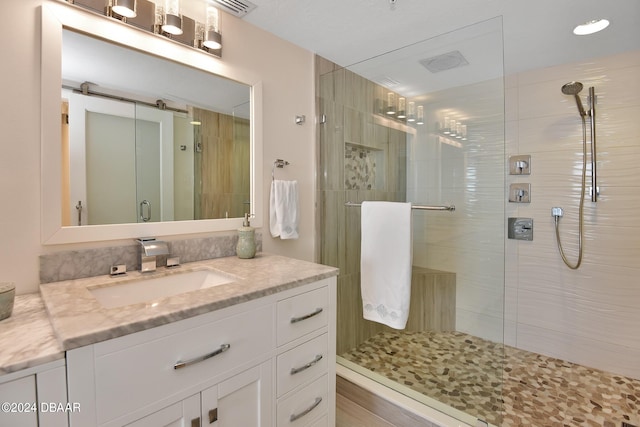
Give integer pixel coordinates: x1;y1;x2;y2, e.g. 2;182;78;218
416;105;424;125
386;92;396;115
397;97;406;119
162;0;183;35
203;6;222;49
442;116;451;134
111;0;137;18
573;19;610;35
407;101;416;122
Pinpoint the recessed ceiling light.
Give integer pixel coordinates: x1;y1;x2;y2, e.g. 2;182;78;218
573;19;610;35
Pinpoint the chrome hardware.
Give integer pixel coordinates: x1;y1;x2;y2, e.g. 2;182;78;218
589;86;598;202
509;154;531;175
139;199;151;222
137;238;170;273
166;256;180;268
290;354;323;375
508;218;533;241
295;115;305;125
290;397;322;422
76;200;83;225
290;308;323;324
208;408;218;424
173;343;231;370
509;183;531;203
272;159;290;181
110;264;127;276
551;207;564;218
345;201;455;212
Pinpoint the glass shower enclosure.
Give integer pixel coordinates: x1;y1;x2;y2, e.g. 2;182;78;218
317;18;506;426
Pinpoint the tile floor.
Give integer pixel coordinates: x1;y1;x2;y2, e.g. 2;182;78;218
341;330;640;427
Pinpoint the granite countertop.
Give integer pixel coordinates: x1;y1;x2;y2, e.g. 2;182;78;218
0;294;65;375
40;253;339;351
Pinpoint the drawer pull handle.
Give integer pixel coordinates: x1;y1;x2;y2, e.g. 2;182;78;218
289;397;322;422
290;354;323;375
290;308;323;324
174;344;231;370
208;408;218;424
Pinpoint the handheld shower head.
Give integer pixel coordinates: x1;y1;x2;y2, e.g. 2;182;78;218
562;81;587;117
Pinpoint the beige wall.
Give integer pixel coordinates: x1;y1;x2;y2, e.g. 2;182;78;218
505;50;640;379
0;0;315;294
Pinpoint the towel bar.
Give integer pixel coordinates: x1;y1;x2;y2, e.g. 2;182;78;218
345;202;455;212
272;159;290;181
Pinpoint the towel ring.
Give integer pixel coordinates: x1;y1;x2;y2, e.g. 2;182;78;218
272;159;290;181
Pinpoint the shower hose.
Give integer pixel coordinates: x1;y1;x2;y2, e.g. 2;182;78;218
554;115;587;270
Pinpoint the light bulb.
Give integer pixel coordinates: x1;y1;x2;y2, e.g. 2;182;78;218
397;97;406;119
443;116;450;134
416;105;424;125
162;0;183;35
407;101;416;122
386;93;396;115
573;19;609;36
112;0;137;18
203;6;222;49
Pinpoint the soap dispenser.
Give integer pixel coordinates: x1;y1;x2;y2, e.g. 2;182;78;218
236;213;256;259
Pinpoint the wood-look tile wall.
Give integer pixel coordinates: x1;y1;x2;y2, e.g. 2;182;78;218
315;56;457;354
193;107;250;220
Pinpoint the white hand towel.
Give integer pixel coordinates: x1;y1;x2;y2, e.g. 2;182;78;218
270;180;299;239
360;201;412;329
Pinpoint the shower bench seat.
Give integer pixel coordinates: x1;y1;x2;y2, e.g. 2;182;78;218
404;266;456;332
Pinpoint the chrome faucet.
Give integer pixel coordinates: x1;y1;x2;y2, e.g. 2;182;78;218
137;238;170;273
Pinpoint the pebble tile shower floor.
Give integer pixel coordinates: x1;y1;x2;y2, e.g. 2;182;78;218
341;331;639;426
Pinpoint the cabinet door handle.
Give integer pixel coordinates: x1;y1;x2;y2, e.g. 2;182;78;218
289;397;322;422
290;308;323;324
290;354;323;375
139;200;151;222
173;344;231;370
208;408;218;424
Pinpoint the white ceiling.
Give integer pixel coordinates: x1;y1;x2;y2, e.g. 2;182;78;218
242;0;640;93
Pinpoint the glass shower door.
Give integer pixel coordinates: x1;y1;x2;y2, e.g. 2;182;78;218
318;17;505;426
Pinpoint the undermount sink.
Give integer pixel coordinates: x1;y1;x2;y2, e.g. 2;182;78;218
89;269;237;309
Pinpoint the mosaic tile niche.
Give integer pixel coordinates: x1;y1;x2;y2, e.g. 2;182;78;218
344;143;384;190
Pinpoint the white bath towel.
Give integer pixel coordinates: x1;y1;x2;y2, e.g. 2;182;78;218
270;180;299;239
360;201;412;329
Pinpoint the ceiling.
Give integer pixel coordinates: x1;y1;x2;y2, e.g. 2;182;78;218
242;0;640;93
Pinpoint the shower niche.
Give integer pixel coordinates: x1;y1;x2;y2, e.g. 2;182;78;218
344;142;385;190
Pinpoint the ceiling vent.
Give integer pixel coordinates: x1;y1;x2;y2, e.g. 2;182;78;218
211;0;257;17
373;75;401;88
419;50;469;73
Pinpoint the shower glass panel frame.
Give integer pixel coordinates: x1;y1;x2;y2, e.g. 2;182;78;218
318;17;506;425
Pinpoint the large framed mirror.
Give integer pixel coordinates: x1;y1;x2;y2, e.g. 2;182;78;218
41;1;263;244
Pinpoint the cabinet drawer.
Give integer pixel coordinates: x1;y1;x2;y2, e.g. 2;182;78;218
277;375;328;427
277;333;328;397
277;285;328;346
310;415;328;427
93;304;273;425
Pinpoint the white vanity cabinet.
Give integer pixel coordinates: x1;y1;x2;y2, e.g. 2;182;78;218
66;276;336;427
125;361;272;427
275;283;335;427
0;360;69;427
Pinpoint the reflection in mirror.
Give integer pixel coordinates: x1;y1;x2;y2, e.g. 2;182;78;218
61;29;251;226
